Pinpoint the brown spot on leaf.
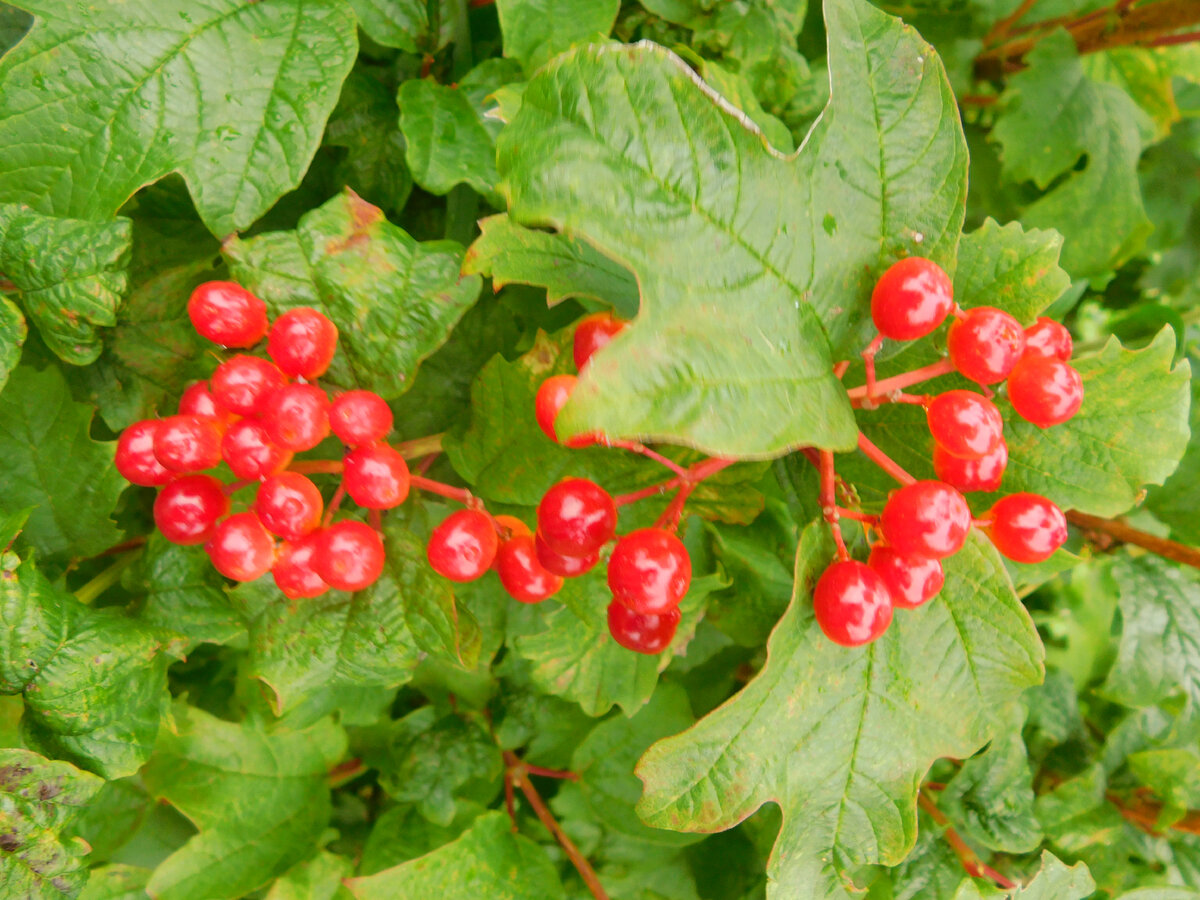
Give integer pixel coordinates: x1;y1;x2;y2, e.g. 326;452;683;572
0;832;20;851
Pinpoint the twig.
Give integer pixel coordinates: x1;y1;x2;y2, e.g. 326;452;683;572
1067;510;1200;571
984;0;1041;45
75;550;142;605
919;790;1016;889
1108;788;1200;836
856;432;917;486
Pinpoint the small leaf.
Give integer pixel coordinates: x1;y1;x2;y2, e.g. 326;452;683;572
1010;852;1095;899
78;864;152;900
0;296;26;393
348;0;456;54
952;218;1071;323
496;0;619;72
360;802;484;875
264;851;353;900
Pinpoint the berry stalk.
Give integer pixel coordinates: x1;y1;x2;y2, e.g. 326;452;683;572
856;432;917;486
845;358;956;401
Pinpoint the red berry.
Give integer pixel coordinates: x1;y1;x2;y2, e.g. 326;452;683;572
1024;318;1072;361
187;281;268;348
314;520;386;592
813;560;894;647
272;534;330;599
178;381;236;429
267;307;339;379
262;383;331;451
211;355;287;416
607;601;680;654
870;257;954;341
879;480;972;559
343;443;410;509
535;532;600;577
153;415;224;472
947;307;1026;385
1006;356;1084;428
221;419;292;481
330;390;393;446
255;472;323;541
867;546;944;610
206;512;275;581
427;510;499;582
926;390;1004;459
573;312;626;370
607;528;691;615
154;475;229;545
933;439;1008;493
536;478;617;558
534;375;576;443
986;493;1068;563
495;535;563;603
115;420;173;487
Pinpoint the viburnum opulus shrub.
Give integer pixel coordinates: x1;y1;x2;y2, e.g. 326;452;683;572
2;0;1200;898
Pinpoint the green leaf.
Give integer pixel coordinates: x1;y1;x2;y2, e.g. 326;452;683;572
359;802;484;875
0;0;358;236
1145;349;1200;545
496;0;619;72
1010;851;1095;899
1116;890;1200;900
325;68;412;218
463;214;639;315
0;296;25;395
0;4;31;53
77;865;151;900
635;525;1042;896
345;810;565;900
1128;748;1200;826
65;777;149;863
264;851;353;900
0;748;103;900
348;0;457;54
142;706;347;900
0;364;127;563
1083;48;1183;141
224;189;481;400
499;0;968;456
952;218;1071;323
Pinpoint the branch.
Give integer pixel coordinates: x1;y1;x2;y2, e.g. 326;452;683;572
1108;788;1200;836
1066;510;1200;571
919;790;1016;889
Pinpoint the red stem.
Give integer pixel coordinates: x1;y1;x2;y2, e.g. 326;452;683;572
846;358;955;401
322;483;345;528
919;791;1016;889
820;451;850;562
857;432;917;486
410;475;475;505
1149;29;1200;46
289;459;344;476
606;439;691;479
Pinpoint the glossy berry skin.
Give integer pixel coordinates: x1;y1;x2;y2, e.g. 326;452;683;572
947;307;1026;385
1024;318;1073;361
314;521;386;592
330;390;392;446
153;415;224;472
813;560;894;647
986;493;1068;563
607;528;691;616
870;257;954;341
867;546;944;610
427;510;499;582
926;390;1004;459
534;375;577;443
206;512;275;582
221;419;292;481
1006;356;1084;428
262;383;330;451
607;602;680;654
255;472;323;541
933;439;1008;493
879;480;972;559
267;307;339;379
495;535;563;603
537;478;617;557
115;420;174;486
154;475;229;545
535;533;600;577
187;281;268;348
178;381;236;429
573;313;626;370
272;534;329;599
211;355;287;416
343;443;410;509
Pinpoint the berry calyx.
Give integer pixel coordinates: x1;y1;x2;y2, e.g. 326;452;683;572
607;528;691;615
1023;318;1073;361
314;520;386;592
153;415;224;472
211;355;287;416
878;480;972;559
536;478;617;557
607;601;680;654
986;493;1068;563
262;383;331;451
153;475;229;545
187;281;268;348
573;312;626;370
206;512;275;582
267;307;339;379
813;560;894;647
255;472;323;541
272;534;330;599
494;515;533;541
495;534;563;603
926;390;1004;459
867;546;944;610
1006;356;1084;428
870;257;954;341
535;532;600;577
221;419;292;481
933;439;1008;493
427;510;499;582
534;375;577;444
330;390;393;446
343;443;411;509
947;307;1026;385
115;420;174;487
178;381;236;429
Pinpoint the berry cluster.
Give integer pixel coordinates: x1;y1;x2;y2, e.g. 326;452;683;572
812;258;1081;647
